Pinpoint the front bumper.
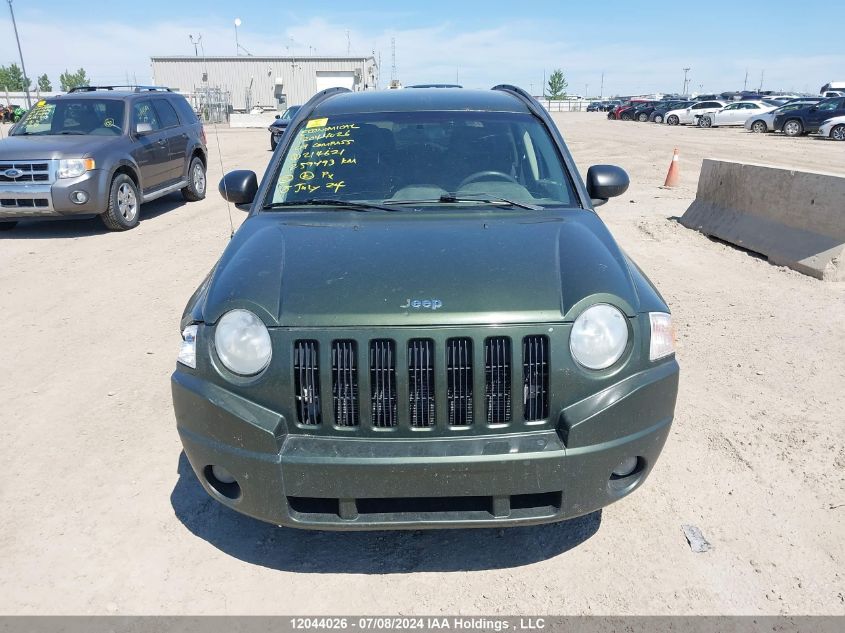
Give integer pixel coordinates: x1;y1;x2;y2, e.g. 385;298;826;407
0;169;109;219
172;359;679;530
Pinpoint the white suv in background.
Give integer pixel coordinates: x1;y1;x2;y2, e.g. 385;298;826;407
663;100;727;125
700;101;777;128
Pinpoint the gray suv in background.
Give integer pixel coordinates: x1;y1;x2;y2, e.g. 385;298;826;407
0;86;207;231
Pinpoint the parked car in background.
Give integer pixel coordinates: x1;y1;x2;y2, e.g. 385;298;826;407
821;91;845;98
614;100;650;121
773;97;845;137
698;101;776;128
649;101;692;123
0;86;207;232
818;115;845;141
586;101;604;112
630;101;662;122
602;100;622;112
663;100;726;125
268;105;301;150
744;99;822;133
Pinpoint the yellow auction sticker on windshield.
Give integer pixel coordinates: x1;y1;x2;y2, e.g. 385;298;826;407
36;100;46;107
306;117;328;128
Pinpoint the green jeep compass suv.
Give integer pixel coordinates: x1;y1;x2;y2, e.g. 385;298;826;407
172;85;680;530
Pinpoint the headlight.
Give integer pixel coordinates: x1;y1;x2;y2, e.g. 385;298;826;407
177;324;198;369
570;304;629;370
214;309;272;376
57;158;95;179
649;312;676;361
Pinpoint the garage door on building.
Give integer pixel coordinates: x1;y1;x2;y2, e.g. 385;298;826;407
316;71;356;92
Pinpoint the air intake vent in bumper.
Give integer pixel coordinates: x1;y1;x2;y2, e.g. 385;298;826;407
408;339;435;428
331;340;359;427
447;338;473;426
522;335;549;421
370;339;398;428
485;337;512;424
294;340;322;425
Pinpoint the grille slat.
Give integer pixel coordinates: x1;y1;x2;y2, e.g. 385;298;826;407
523;336;549;421
408;339;435;428
370;340;398;428
0;161;52;183
331;340;359;427
294;340;322;425
485;337;512;424
447;338;473;426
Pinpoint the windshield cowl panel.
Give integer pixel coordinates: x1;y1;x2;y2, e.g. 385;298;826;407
263;111;579;212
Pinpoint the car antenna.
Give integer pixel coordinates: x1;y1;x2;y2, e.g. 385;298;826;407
195;36;235;239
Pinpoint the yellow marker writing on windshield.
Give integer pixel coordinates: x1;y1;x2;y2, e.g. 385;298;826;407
306;118;328;128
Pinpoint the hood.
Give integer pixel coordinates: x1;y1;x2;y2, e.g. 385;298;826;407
201;210;643;328
0;135;119;160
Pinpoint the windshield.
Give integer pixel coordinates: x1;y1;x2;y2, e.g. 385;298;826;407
12;99;126;136
265;111;578;208
281;106;300;120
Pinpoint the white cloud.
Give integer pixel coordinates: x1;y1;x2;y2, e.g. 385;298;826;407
1;13;842;96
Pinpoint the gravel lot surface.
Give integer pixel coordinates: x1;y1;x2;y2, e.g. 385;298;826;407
1;114;842;615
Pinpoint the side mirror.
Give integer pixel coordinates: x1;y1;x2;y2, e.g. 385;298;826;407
586;165;629;207
275;114;281;119
219;170;258;205
135;122;153;135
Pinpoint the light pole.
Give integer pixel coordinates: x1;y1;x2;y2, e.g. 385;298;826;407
7;0;31;108
234;18;241;56
683;67;690;96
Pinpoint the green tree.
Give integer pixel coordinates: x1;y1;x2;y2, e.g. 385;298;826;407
0;63;30;91
37;74;52;92
59;68;90;92
547;69;568;100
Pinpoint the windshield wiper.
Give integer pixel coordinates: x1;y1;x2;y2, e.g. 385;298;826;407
262;198;400;212
383;194;543;211
59;130;87;135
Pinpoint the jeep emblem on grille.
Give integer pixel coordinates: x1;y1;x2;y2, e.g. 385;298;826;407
400;298;443;310
3;168;24;179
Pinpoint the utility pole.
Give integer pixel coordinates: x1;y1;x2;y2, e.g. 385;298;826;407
682;67;690;96
758;70;764;92
346;30;351;56
600;71;604;99
234;18;241;56
743;68;748;91
7;0;31;108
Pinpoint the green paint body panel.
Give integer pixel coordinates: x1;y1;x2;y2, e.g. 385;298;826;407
171;87;680;529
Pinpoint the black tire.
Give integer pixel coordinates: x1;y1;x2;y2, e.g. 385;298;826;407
0;221;17;231
181;156;207;202
607;112;614;120
783;119;804;137
698;115;713;128
654;114;664;124
270;134;278;150
100;173;140;231
620;112;632;121
637;113;649;122
751;120;767;133
667;114;679;126
830;124;845;141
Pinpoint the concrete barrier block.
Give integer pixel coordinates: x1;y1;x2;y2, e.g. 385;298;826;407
680;159;845;281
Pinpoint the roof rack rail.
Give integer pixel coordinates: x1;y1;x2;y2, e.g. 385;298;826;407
68;85;173;93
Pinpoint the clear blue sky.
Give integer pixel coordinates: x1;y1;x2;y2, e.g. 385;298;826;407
2;0;839;95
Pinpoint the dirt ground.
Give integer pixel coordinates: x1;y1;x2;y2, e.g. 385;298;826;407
0;113;843;615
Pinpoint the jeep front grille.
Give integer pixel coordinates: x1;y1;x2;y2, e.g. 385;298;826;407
331;340;359;427
408;339;435;428
370;339;398;428
485;337;512;424
446;338;473;426
294;340;322;425
297;333;551;432
522;335;549;421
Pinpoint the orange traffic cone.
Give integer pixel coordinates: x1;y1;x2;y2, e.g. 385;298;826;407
663;148;680;188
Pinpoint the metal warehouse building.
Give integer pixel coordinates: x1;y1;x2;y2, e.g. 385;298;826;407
150;55;378;112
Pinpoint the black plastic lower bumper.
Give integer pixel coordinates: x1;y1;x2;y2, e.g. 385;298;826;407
172;360;678;530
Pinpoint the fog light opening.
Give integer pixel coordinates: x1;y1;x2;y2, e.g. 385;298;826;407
203;465;241;500
609;456;645;491
70;190;89;205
